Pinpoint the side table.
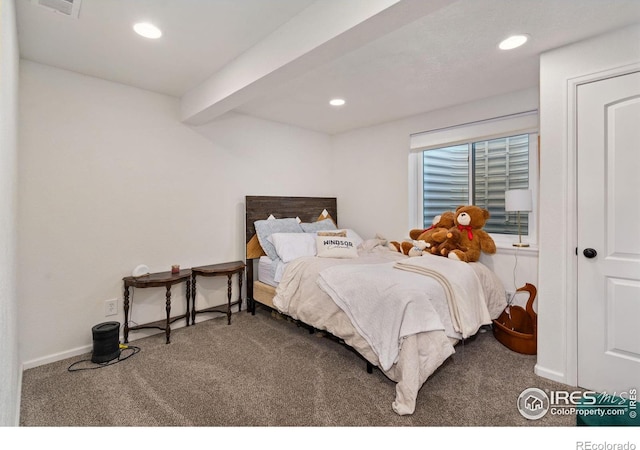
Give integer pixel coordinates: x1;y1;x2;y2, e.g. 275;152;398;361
123;269;192;344
191;261;245;325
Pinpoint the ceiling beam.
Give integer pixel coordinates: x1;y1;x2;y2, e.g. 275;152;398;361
180;0;455;125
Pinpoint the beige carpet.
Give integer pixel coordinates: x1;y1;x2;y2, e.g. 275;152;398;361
20;307;577;427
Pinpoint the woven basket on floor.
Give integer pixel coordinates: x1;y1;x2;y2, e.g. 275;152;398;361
492;283;537;355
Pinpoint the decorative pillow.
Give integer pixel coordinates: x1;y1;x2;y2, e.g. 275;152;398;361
269;233;317;263
317;230;347;237
300;218;337;233
343;229;364;247
316;229;363;246
316;236;358;259
254;218;303;260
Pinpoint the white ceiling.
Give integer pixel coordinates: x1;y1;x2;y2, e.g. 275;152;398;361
16;0;640;134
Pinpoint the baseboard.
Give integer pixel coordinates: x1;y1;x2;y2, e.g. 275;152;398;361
534;363;571;385
22;343;94;370
21;311;238;370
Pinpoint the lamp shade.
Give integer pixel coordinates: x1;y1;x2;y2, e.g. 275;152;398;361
505;189;532;212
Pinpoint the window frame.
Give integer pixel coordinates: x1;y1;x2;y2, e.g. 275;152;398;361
408;112;538;248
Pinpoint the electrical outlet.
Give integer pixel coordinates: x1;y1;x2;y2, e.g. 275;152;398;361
105;299;118;316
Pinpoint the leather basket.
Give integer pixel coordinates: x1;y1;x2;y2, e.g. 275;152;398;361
492;283;537;355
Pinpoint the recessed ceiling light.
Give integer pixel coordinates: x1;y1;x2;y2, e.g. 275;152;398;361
133;22;162;39
329;98;346;106
499;34;529;50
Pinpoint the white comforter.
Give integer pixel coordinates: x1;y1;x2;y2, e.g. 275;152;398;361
395;255;494;338
317;254;493;371
272;243;506;415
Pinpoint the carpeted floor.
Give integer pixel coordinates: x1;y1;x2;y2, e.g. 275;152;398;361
20;307;578;427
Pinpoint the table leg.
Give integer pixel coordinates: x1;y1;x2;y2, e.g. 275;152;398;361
123;286;130;343
185;277;191;327
191;275;197;325
165;285;171;344
226;274;232;325
238;269;243;312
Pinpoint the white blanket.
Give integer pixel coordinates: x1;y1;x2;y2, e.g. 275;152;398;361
271;242;504;415
317;253;492;371
394;254;493;338
317;262;447;371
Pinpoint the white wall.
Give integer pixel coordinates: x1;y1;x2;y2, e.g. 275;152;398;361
18;61;334;367
537;24;640;385
0;0;20;426
17;59;539;371
331;88;540;305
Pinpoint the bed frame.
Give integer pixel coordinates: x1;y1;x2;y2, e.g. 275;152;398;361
245;195;338;314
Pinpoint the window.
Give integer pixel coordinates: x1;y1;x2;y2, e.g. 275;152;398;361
423;134;530;234
410;112;538;244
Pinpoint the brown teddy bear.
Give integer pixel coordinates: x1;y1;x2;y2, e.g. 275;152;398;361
408;211;455;240
396;211;456;254
446;205;496;262
390;211;456;256
435;228;468;257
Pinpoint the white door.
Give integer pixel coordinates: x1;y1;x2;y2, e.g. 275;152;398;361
577;71;640;394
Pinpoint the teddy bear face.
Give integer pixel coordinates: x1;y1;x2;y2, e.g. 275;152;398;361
454;205;490;229
456;211;472;226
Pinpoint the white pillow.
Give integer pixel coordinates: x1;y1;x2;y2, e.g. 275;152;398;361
254;217;303;260
316;236;358;259
270;233;317;263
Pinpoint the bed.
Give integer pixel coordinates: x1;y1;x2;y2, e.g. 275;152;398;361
245;195;507;415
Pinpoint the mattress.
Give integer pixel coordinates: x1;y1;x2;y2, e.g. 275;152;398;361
257;256;287;287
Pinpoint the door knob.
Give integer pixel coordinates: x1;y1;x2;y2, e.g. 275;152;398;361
583;248;597;258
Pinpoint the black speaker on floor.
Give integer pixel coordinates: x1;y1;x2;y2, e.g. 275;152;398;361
91;321;121;363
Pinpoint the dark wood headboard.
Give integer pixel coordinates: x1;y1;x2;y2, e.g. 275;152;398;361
245;196;338;259
244;195;337;313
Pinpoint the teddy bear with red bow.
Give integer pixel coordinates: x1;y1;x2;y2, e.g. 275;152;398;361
446;205;496;262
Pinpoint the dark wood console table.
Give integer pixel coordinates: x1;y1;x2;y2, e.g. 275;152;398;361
123;269;192;344
191;261;245;325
